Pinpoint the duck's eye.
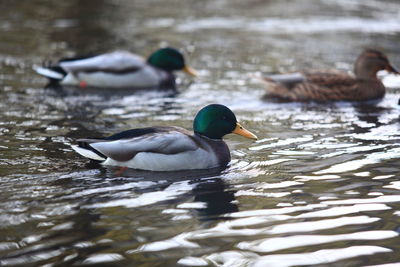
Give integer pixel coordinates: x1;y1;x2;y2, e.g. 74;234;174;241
222;116;227;120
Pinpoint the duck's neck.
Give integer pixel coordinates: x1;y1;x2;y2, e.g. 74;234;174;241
354;62;379;80
354;69;379;80
194;132;223;141
194;132;230;167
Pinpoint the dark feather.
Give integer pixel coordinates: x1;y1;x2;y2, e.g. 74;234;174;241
49;66;67;76
59;54;97;63
76;140;107;160
105;127;169;141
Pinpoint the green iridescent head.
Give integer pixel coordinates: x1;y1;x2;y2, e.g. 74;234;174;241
148;48;184;71
147;47;198;76
193;104;258;140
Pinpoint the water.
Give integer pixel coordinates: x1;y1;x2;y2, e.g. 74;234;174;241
1;0;400;266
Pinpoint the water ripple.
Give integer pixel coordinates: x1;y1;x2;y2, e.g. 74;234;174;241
176;17;400;34
237;231;397;253
1;1;400;266
202;246;391;267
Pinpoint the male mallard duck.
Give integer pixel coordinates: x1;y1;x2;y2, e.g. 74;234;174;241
71;104;257;171
35;47;197;88
261;49;399;102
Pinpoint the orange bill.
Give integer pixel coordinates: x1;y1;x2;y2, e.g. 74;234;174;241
183;65;199;77
232;123;258;140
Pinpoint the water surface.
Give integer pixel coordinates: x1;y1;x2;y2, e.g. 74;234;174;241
1;0;400;266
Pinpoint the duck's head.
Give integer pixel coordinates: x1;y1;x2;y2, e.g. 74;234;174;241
147;47;198;76
193;104;257;140
354;49;399;79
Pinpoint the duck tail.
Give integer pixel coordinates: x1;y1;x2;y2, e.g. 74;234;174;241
250;73;279;89
256;74;299;101
254;74;284;94
34;67;64;80
34;60;67;81
71;140;107;161
258;76;277;87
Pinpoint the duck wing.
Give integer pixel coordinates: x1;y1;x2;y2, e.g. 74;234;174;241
304;70;356;87
298;71;359;101
73;127;199;162
59;51;146;74
263;70;358;101
263;72;306;89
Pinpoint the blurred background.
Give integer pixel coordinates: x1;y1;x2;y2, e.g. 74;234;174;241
1;0;400;266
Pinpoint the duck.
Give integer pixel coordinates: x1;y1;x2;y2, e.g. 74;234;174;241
34;47;198;88
71;104;257;171
261;49;399;102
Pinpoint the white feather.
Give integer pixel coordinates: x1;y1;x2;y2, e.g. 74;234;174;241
34;66;64;80
61;73;80;85
267;72;305;83
59;51;146;73
63;65;163;88
103;148;219;171
90;131;198;158
71;145;106;161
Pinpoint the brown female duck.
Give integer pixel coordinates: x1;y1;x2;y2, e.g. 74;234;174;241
261;49;399;102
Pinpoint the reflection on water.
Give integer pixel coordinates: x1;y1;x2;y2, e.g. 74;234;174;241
1;0;400;266
192;178;239;220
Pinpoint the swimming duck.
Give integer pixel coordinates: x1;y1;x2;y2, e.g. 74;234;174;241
261;49;399;102
71;104;257;171
35;47;198;88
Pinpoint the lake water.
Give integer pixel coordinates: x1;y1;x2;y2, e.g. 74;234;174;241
1;0;400;266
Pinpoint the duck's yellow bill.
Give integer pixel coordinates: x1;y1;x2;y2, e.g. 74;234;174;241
183;65;199;77
232;123;258;140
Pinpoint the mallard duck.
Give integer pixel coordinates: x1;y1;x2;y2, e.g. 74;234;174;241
35;47;197;88
71;104;257;171
261;49;399;102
